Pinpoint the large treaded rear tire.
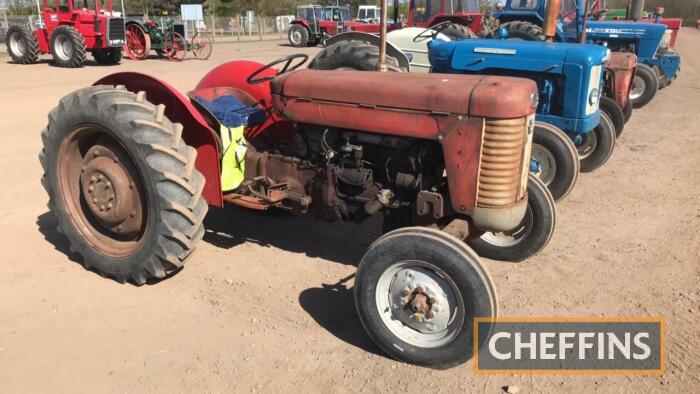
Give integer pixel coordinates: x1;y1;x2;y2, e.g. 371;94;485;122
288;24;310;47
438;23;477;40
309;40;402;71
5;24;39;64
500;21;546;41
39;85;208;284
50;25;86;68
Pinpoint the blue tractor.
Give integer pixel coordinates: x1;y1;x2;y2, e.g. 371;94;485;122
310;26;615;263
494;0;681;108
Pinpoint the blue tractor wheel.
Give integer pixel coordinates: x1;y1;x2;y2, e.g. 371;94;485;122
531;122;579;201
630;64;659;108
576;112;616;173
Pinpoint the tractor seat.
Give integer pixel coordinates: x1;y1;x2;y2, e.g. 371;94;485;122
188;87;266;128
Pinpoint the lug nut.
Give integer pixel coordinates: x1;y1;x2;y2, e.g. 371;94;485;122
113;157;119;163
130;210;136;217
92;198;97;203
411;313;424;323
116;226;122;232
99;205;105;211
97;174;104;181
88;185;93;192
107;202;113;209
94;150;100;157
400;288;410;297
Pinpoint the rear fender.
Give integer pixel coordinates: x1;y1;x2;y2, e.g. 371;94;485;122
94;72;224;207
325;32;411;71
290;20;310;30
605;52;637;109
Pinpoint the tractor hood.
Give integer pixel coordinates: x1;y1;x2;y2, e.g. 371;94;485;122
428;39;609;75
586;21;666;41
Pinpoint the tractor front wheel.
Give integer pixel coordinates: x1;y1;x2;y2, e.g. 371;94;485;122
467;175;556;262
531;122;579;201
92;48;123;65
50;25;86;68
5;25;39;64
355;227;497;369
599;95;625;138
629;64;658;108
288;24;309;47
39;85;207;284
576;112;616;172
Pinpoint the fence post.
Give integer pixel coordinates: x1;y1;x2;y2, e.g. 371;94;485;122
237;15;241;41
258;15;263;41
2;11;8;30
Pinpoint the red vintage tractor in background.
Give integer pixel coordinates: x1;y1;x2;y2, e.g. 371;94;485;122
4;0;124;67
288;4;400;47
407;0;484;38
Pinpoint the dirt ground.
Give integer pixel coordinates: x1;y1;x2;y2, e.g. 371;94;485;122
0;30;698;394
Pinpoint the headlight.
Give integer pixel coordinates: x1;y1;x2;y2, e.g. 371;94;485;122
586;65;603;115
589;88;599;106
662;30;672;47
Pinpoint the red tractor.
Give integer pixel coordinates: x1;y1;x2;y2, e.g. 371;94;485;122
39;54;542;368
407;0;484;38
288;4;398;47
4;0;124;67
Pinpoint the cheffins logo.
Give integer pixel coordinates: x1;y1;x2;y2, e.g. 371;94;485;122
474;317;664;374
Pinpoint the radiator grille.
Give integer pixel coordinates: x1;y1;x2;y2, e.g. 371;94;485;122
108;18;125;41
476;117;530;207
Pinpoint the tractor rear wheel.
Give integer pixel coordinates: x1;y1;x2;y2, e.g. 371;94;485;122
629;63;658;108
437;23;477;40
576;111;616;172
500;21;546;41
355;227;497;369
599;95;625;138
309;40;402;71
467;175;556;262
92;48;123;65
288;24;309;47
39;85;207;284
531;122;579;201
50;25;86;68
5;25;39;64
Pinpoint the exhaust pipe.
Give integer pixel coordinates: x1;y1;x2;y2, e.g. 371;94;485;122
543;0;561;41
628;0;645;21
377;0;388;71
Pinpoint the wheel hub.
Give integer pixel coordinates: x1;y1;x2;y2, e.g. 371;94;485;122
389;268;452;334
630;74;645;100
79;145;142;235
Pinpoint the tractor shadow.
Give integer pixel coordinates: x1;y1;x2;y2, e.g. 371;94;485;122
203;205;375;267
36;211;181;285
4;59;122;67
298;274;385;358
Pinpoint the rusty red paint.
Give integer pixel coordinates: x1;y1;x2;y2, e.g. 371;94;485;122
606;52;637;110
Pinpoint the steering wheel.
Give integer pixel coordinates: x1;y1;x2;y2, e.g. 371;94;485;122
412;21;455;42
246;54;309;85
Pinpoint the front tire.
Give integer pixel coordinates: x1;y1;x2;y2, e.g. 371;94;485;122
467;175;556;262
39;85;208;284
5;25;39;64
599;95;625;138
50;25;86;68
92;48;123;65
288;24;309;47
629;64;658;108
531;122;579;201
355;227;497;369
622;99;633;123
576;112;616;173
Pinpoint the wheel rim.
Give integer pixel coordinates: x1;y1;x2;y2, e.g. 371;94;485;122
375;260;464;348
290;30;302;45
163;33;186;61
576;130;598;159
9;32;25;56
54;34;73;61
530;143;557;186
57;125;147;257
192;34;212;59
126;25;147;59
479;205;534;247
629;74;645;100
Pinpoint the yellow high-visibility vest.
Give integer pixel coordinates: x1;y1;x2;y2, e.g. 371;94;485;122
220;124;247;192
